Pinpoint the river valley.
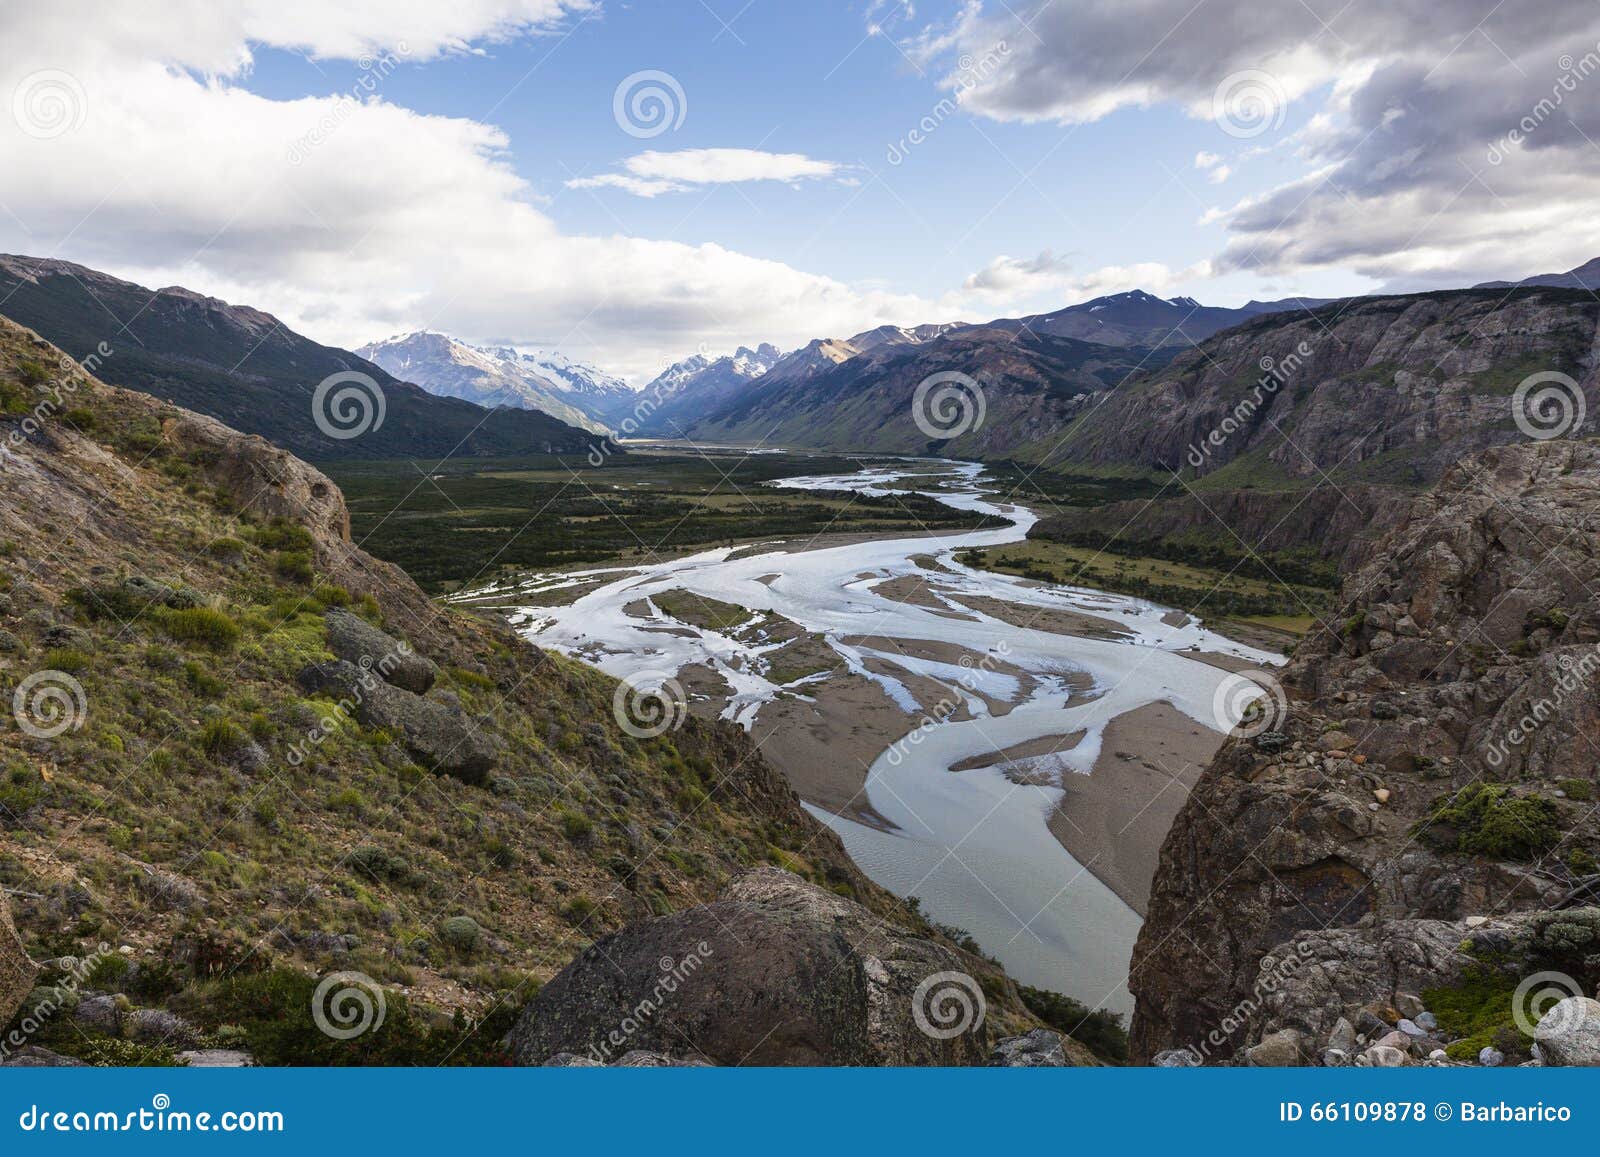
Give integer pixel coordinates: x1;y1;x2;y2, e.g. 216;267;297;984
452;458;1283;1016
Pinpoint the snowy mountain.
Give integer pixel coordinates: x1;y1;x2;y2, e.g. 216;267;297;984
356;332;633;434
633;343;783;437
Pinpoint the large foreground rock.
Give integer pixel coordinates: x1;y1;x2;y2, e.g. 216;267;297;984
505;869;993;1066
325;609;437;693
0;891;35;1028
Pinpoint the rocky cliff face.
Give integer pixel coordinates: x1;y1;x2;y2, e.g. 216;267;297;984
1042;288;1600;485
1129;439;1600;1064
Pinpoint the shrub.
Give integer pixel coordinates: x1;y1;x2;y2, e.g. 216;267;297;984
197;717;247;759
17;359;49;387
275;551;314;584
558;809;593;843
1557;778;1594;802
160;607;241;649
439;916;482;954
42;646;91;673
1420;784;1559;860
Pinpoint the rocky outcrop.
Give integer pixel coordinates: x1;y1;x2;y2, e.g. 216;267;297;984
1130;439;1600;1063
506;868;1002;1066
0;891;35;1028
325;609;438;693
296;660;497;783
1052;288;1600;483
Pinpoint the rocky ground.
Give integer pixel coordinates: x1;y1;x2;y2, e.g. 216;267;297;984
1130;440;1600;1066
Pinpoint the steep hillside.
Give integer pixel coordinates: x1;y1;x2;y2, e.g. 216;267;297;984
356;331;616;435
0;256;604;462
689;326;1161;456
0;317;891;1064
1035;287;1600;483
1129;440;1600;1065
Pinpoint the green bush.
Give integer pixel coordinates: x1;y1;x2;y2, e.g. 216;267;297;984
42;646;91;673
17;359;49;387
275;551;314;584
197;717;247;759
1018;984;1128;1063
160;607;241;649
439;916;482;954
1557;778;1594;802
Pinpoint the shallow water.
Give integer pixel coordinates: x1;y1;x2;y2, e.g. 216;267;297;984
457;459;1280;1016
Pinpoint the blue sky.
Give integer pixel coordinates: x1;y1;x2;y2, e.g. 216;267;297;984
3;2;1593;379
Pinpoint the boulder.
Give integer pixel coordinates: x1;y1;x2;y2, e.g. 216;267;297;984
74;994;122;1035
125;1008;198;1048
990;1029;1071;1067
176;1049;254;1067
0;892;36;1028
1534;996;1600;1066
0;1046;86;1067
297;660;495;783
1363;1045;1407;1067
505;868;992;1066
1246;1028;1310;1067
325;610;437;694
1151;1048;1200;1067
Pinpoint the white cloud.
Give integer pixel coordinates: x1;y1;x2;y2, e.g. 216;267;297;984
0;4;953;381
567;148;846;197
919;0;1600;286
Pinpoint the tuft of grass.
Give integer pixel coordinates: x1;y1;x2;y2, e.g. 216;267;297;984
160;606;242;649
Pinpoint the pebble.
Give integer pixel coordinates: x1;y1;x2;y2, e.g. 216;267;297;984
1479;1046;1504;1067
1464;915;1488;928
1373;787;1391;804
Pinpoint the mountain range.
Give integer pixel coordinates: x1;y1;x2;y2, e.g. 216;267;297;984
357;332;635;435
0;255;605;462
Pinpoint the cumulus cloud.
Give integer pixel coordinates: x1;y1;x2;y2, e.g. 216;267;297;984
922;0;1600;285
567;148;847;197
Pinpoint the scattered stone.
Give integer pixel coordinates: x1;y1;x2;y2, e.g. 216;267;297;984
1393;992;1424;1019
1397;1018;1426;1037
1355;1010;1393;1039
1533;996;1600;1066
1326;1016;1356;1054
176;1049;254;1068
1373;788;1391;804
1464;915;1488;928
1479;1046;1504;1067
74;994;122;1034
1364;1045;1407;1067
125;1008;197;1047
614;1050;712;1067
1151;1048;1200;1067
0;1046;86;1067
990;1029;1070;1067
297;660;495;784
325;610;437;694
1246;1028;1310;1067
1415;1011;1438;1032
1321;1047;1349;1067
542;1052;601;1067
